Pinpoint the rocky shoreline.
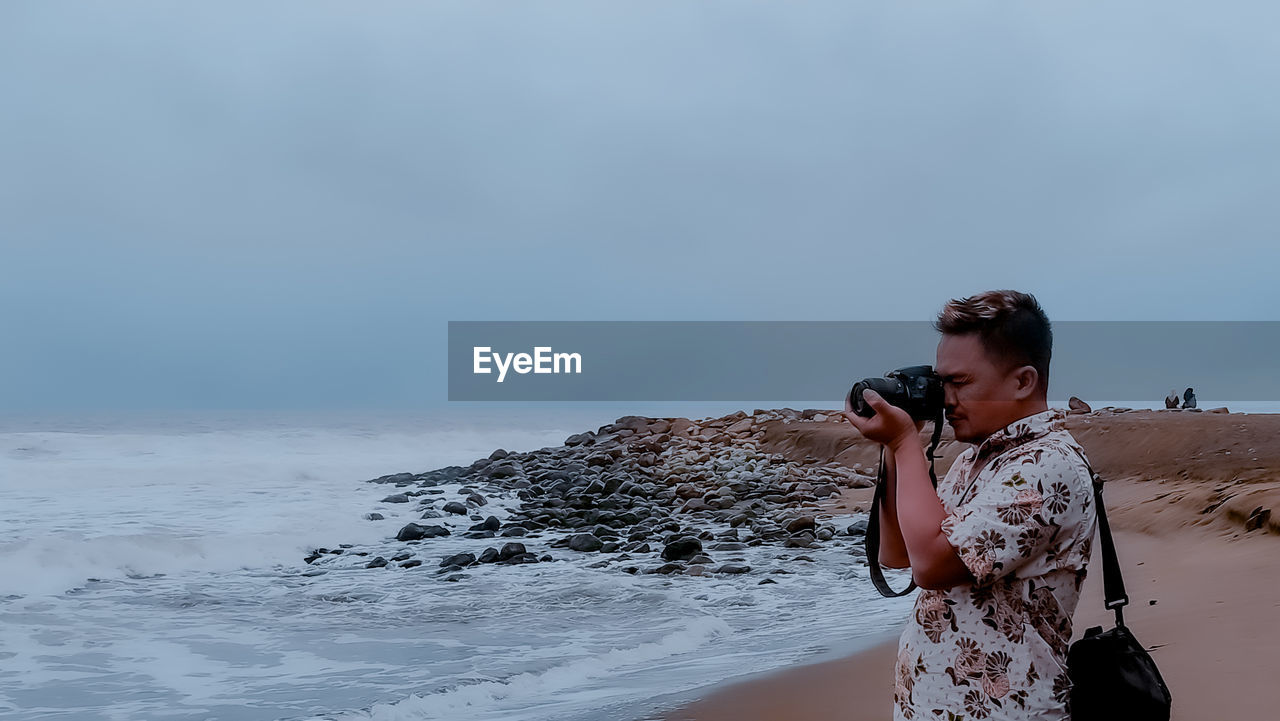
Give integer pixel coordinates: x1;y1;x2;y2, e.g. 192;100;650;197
307;404;1280;581
306;409;884;580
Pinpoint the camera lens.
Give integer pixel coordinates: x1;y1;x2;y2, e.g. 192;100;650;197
849;377;905;418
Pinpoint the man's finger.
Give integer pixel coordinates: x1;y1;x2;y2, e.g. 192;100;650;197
861;388;890;412
841;410;866;432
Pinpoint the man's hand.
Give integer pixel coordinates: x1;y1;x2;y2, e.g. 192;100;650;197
842;389;925;451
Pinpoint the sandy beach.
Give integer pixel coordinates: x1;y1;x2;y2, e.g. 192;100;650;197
663;408;1280;720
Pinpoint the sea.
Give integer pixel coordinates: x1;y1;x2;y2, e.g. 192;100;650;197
1;400;1270;720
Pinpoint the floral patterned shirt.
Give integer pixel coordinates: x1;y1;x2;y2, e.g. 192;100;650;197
894;408;1098;721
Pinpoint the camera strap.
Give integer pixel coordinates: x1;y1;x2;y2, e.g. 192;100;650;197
865;412;944;598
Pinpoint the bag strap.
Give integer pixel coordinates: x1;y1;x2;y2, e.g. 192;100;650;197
1086;463;1130;627
865;414;944;598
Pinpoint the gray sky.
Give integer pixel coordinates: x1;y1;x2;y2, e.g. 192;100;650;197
3;2;1279;411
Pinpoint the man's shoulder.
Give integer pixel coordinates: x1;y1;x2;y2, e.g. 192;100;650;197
989;430;1092;484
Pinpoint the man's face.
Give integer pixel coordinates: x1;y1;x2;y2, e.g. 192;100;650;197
935;332;1030;444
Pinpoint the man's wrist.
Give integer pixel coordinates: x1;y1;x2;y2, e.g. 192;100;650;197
888;430;923;455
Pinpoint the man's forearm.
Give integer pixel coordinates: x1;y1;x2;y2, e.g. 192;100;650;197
891;438;972;588
877;452;912;568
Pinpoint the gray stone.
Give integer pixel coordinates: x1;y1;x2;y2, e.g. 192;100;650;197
568;533;604;552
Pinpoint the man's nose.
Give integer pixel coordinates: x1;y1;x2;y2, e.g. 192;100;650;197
943;384;958;410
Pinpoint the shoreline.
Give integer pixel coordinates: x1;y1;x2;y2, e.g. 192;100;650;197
654;631;903;721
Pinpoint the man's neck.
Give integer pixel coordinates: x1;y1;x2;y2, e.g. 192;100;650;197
970;400;1051;446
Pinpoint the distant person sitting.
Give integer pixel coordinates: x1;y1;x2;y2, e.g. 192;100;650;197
1182;387;1197;409
1165;389;1181;409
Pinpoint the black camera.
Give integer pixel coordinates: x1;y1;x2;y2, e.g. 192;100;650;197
847;365;944;422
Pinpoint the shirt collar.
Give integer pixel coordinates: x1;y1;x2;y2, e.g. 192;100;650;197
972;407;1068;460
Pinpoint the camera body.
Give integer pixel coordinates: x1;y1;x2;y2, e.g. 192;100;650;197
848;365;944;422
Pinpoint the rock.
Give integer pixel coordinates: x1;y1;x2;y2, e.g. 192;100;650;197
716;563;751;574
366;556;389;569
1068;397;1092;413
498;542;527;561
487;464;519;479
1208;407;1229;414
785;515;816;534
568;533;604;552
646;562;685;575
381;493;411;503
400;559;423;569
365;513;385;521
370;472;415;484
785;532;815;548
845;519;869;537
662;536;703;562
442;501;468;515
396;523;450;542
500;526;528;537
440;552;476;567
467;493;488;507
1245;507;1271;532
675;484;701;500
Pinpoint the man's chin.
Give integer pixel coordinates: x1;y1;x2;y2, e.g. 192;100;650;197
949;421;978;444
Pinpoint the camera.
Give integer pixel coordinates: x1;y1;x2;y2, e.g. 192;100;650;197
847;365;944;422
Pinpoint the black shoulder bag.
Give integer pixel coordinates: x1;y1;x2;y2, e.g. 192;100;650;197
1066;470;1173;720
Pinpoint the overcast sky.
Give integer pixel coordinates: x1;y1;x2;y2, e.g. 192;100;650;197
3;2;1278;411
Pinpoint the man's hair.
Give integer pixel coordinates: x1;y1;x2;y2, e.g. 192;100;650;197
934;290;1052;392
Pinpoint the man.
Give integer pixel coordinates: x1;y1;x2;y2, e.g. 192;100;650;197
843;290;1098;721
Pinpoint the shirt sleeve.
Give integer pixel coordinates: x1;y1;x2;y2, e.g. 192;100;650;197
939;444;1094;587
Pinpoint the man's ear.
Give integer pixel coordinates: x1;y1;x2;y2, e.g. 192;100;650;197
1011;365;1039;400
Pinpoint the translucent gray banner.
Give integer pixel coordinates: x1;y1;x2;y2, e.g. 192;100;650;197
447;321;1279;402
